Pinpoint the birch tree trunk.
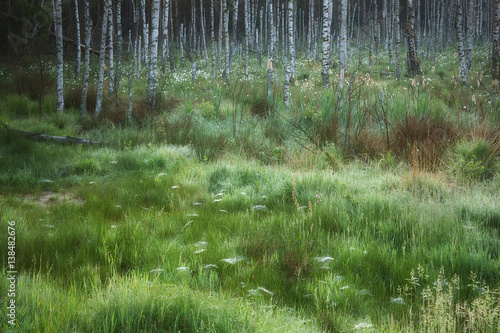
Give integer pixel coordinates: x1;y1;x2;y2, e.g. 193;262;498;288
180;23;185;63
169;2;175;73
395;0;401;80
80;0;91;118
245;0;249;77
108;3;115;95
457;0;467;84
96;0;110;117
148;0;161;112
322;0;330;87
308;0;313;61
383;0;388;51
358;0;363;69
493;0;500;80
162;0;170;72
74;0;81;78
211;0;216;78
270;0;276;61
115;0;122;94
284;61;290;112
281;2;286;66
369;0;374;66
288;0;295;80
141;0;149;68
267;58;273;99
339;0;347;91
219;0;223;69
200;0;208;65
259;5;263;66
388;0;393;64
55;0;64;113
192;0;197;52
224;0;230;81
465;0;474;78
406;0;420;76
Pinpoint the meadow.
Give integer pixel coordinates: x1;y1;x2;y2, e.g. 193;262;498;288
1;45;499;332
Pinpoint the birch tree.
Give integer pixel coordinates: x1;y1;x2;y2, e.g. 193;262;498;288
74;0;81;78
55;0;64;113
162;0;169;72
322;0;330;87
395;0;401;80
245;0;249;77
339;0;347;91
465;0;474;81
96;0;110;117
457;0;467;85
147;0;161;111
288;0;295;80
211;0;216;78
388;0;393;65
115;0;122;93
269;0;276;61
200;0;208;65
493;0;500;80
80;0;91;118
406;0;420;76
108;2;115;95
223;0;230;81
141;0;149;68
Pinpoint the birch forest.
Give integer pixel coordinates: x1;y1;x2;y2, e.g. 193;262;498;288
1;1;500;332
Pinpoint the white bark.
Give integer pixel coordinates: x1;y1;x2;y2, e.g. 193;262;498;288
457;0;467;84
219;0;223;68
162;0;170;72
115;0;122;91
466;0;474;79
493;0;500;80
224;0;230;81
200;0;208;65
308;0;313;60
395;0;401;80
269;1;276;60
55;0;64;113
141;0;149;67
281;2;285;65
245;0;249;77
147;0;161;111
383;0;388;51
211;0;216;78
258;6;263;66
108;2;115;95
284;61;290;112
128;72;133;122
80;0;91;118
322;0;330;87
267;58;273;99
95;0;110;117
339;0;347;91
288;0;295;80
388;0;393;65
180;23;185;63
74;0;81;78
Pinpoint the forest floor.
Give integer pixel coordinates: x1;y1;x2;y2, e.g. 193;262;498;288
1;47;499;332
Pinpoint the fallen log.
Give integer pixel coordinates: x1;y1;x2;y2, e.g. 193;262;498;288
50;31;101;56
380;71;394;77
1;120;101;146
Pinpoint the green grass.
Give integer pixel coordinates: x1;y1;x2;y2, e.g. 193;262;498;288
1;46;499;332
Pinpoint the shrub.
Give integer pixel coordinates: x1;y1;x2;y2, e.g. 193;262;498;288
450;138;498;182
2;94;39;117
392;115;456;171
